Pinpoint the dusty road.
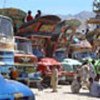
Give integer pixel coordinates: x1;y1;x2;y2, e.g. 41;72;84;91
31;85;100;100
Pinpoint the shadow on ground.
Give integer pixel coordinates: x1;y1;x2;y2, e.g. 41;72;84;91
63;91;100;99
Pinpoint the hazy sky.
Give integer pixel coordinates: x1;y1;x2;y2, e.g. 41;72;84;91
0;0;93;15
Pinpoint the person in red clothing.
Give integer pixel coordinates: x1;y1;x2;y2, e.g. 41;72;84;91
25;10;34;22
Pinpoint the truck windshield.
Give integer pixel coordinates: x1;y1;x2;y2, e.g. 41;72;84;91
15;38;33;54
0;17;13;39
73;51;96;60
54;50;67;61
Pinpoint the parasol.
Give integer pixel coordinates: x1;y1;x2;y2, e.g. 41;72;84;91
38;58;61;66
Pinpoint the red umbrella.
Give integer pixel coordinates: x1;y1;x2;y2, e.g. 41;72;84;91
38;58;61;66
37;58;63;77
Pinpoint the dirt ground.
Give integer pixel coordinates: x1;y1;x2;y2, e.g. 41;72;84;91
31;85;100;100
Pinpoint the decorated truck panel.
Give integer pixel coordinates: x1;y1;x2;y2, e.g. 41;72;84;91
17;15;61;58
0;15;14;74
14;36;37;84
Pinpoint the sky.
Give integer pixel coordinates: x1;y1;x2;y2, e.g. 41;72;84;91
0;0;94;15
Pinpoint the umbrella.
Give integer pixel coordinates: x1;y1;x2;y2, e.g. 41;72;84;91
38;58;61;66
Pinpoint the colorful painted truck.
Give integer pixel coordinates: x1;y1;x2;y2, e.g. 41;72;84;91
14;36;37;84
17;15;61;58
0;15;14;74
69;39;96;61
17;16;77;60
0;15;35;100
14;36;37;68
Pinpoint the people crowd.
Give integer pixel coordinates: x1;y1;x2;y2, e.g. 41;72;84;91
7;59;100;99
5;9;100;98
71;60;100;97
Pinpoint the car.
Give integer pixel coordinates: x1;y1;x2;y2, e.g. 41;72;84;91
0;75;35;100
61;58;82;83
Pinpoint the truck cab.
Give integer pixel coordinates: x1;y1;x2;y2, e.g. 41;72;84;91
0;15;35;100
14;36;37;85
0;15;14;75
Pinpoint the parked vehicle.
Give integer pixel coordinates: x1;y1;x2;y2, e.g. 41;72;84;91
16;15;76;59
0;15;14;74
0;15;35;100
53;48;68;61
70;40;97;61
61;58;82;83
14;36;37;85
0;75;35;100
72;51;97;61
17;15;61;58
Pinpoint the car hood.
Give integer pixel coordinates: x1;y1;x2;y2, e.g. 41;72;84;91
0;75;33;97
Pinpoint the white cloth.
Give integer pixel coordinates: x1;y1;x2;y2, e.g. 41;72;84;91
51;68;58;91
71;79;81;93
88;63;96;79
81;65;89;82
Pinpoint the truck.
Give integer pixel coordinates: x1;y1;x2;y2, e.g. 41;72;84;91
0;15;14;74
17;15;61;58
14;36;37;85
14;36;37;69
0;15;35;100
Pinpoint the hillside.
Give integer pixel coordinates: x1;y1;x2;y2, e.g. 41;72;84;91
58;11;95;33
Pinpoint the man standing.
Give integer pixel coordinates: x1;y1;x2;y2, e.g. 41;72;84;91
50;67;58;92
88;60;96;79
